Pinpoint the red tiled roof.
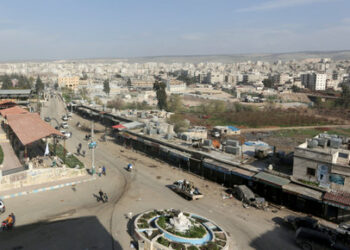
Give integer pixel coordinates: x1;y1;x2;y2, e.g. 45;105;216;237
324;191;350;207
0;106;28;117
7;113;62;146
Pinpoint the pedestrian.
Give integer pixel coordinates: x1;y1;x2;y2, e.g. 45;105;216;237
98;166;102;177
102;166;106;176
98;189;104;201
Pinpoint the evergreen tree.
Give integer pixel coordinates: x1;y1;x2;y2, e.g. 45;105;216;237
103;79;110;96
153;80;167;110
35;76;45;93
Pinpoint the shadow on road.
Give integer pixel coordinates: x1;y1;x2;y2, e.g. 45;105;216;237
0;216;122;250
249;216;298;250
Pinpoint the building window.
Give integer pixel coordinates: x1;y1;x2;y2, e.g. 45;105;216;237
307;168;315;176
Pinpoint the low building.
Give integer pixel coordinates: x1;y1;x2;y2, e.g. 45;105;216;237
212;126;240;136
293;133;350;191
166;79;187;93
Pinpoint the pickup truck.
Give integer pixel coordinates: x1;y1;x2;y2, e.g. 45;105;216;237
170;180;203;200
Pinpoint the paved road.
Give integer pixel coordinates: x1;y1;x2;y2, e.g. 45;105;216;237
0;93;300;250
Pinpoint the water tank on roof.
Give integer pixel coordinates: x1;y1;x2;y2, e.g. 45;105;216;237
307;139;318;148
330;138;342;149
317;138;328;147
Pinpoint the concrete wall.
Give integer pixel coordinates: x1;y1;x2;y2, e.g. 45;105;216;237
0;167;86;191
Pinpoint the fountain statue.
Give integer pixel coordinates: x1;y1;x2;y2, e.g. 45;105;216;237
169;212;192;232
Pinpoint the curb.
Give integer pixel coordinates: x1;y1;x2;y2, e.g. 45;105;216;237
0;177;96;200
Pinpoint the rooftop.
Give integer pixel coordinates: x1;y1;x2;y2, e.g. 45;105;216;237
7;113;62;146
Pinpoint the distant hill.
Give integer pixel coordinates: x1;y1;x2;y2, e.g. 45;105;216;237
122;50;350;63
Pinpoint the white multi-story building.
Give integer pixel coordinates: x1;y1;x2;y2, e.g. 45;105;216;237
300;73;326;91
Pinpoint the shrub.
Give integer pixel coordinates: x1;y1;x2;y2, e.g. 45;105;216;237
171;242;186;250
157;237;170;247
188;246;199;250
49;144;84;168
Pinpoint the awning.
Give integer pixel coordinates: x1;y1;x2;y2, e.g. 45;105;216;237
283;183;323;201
112;124;126;129
254;172;290;187
231;167;255;180
323;191;350;210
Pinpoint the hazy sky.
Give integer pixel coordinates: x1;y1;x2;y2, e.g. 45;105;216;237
0;0;349;60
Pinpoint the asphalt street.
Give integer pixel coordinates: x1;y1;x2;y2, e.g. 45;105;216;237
0;93;300;250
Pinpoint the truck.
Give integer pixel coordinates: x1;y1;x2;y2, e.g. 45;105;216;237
170;180;203;200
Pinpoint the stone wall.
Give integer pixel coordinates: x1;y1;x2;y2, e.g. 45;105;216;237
0;167;87;191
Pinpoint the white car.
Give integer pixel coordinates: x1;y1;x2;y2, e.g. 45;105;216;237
0;199;5;213
67;112;72;118
60;130;72;139
61;122;68;129
61;115;68;121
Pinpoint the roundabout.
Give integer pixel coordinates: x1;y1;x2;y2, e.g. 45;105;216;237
134;209;230;250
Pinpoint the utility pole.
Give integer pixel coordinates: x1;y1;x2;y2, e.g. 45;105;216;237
91;121;95;175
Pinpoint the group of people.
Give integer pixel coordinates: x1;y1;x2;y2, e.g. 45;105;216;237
97;166;106;177
2;213;15;231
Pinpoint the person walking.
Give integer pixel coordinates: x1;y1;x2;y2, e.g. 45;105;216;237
98;189;104;202
98;167;102;177
102;166;106;176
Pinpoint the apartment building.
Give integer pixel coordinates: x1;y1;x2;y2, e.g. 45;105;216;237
58;76;80;90
300;73;327;91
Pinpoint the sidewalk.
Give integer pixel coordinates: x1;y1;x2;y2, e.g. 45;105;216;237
0;174;96;200
0;127;22;172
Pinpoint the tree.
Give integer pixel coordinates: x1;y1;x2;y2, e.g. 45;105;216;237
127;78;132;86
168;114;189;132
54;82;59;90
167;94;183;112
78;87;89;100
94;96;103;105
262;78;274;88
103;79;110;96
1;75;12;89
35;76;45;94
80;71;88;80
153;80;167;110
107;97;124;109
337;84;350;108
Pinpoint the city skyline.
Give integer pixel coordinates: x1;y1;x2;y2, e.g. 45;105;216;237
0;0;349;60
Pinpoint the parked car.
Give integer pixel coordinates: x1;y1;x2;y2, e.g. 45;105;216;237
284;216;319;231
44;117;51;122
295;227;348;250
61;122;68;129
61;115;68;121
233;185;267;209
0;199;5;214
67;112;72;117
60;130;72;139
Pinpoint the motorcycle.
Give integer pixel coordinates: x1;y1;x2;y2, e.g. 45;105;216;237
97;193;108;203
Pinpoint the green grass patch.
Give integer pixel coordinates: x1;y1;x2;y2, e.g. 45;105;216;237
299;179;319;187
273;129;320;138
171;242;186;250
0;145;4;165
49;144;84;168
199;242;219;250
157;237;170;247
187;246;199;250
